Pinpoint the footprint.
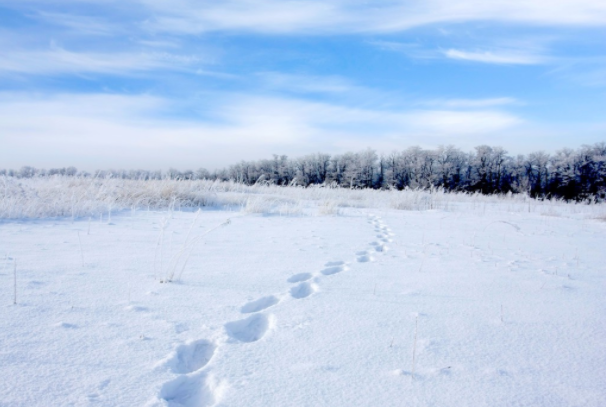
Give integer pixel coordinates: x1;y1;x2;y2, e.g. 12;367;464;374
166;339;217;374
290;282;316;299
374;244;388;253
287;273;312;283
321;265;347;275
159;371;224;407
124;305;148;312
325;260;345;267
356;251;374;263
225;313;273;343
98;379;111;390
54;322;78;329
27;280;46;288
241;295;280;313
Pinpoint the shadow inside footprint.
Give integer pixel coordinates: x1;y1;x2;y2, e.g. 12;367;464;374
225;313;272;343
160;371;221;407
241;295;280;313
321;266;344;275
287;273;312;283
167;339;217;374
290;282;316;299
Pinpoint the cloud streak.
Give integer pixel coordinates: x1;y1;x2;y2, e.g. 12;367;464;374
444;49;548;65
138;0;606;35
419;97;520;108
32;11;122;36
0;46;206;76
2;0;605;38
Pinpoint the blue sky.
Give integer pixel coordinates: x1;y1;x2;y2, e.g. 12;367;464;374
1;0;605;171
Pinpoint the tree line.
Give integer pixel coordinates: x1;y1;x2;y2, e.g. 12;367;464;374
3;143;605;201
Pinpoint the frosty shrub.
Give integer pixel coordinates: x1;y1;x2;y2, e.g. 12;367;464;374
1;175;604;220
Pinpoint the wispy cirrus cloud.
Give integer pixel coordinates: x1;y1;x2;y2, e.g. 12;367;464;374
0;46;207;76
3;0;606;36
546;57;606;87
142;0;344;35
32;11;122;36
443;49;548;65
419;97;520;108
368;39;552;65
137;0;606;35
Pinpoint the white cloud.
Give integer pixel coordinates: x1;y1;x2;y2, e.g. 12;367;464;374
138;0;606;35
141;0;345;34
0;91;527;170
33;11;121;36
419;97;520;108
369;36;555;65
443;49;547;65
404;109;522;134
3;0;606;35
0;46;205;76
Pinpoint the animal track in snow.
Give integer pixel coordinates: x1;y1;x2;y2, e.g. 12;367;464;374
165;339;217;374
241;295;280;313
290;282;317;299
287;272;312;283
54;322;78;329
373;243;388;253
124;305;148;312
369;241;387;251
159;371;224;407
321;264;348;275
356;251;374;263
224;313;273;343
325;260;345;267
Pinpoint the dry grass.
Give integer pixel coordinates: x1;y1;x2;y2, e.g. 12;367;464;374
1;175;604;220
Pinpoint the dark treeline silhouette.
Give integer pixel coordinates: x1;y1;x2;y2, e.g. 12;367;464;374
3;143;605;201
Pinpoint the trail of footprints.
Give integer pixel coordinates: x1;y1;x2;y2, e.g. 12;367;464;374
155;213;394;406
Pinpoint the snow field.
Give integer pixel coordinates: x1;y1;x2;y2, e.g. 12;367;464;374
0;204;605;406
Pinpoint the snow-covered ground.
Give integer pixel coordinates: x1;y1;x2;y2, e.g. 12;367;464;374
1;203;605;406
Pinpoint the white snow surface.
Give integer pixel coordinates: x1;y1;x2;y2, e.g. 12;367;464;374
1;205;605;406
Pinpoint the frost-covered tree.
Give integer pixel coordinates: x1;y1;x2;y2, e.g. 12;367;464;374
4;142;605;200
